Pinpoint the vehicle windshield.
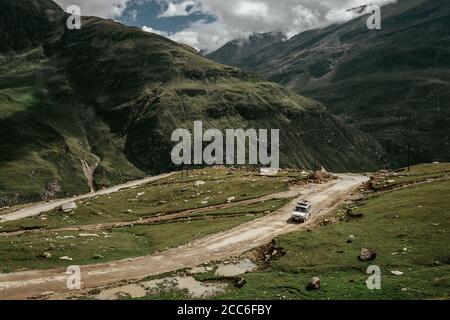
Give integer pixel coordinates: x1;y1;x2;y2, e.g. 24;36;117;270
295;206;308;213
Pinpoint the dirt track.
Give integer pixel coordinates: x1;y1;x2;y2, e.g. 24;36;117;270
0;173;367;300
0;172;176;222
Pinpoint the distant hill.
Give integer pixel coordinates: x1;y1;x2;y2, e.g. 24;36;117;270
0;0;383;206
207;0;450;167
207;31;286;67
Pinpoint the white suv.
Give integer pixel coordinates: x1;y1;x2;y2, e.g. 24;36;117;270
292;201;312;223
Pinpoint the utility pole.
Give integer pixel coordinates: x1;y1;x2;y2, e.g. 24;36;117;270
407;142;411;172
314;145;317;172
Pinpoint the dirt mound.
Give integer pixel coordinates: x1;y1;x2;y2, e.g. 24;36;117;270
308;167;336;183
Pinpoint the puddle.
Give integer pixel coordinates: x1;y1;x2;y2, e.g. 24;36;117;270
96;284;147;300
93;260;256;300
142;276;228;298
215;259;256;277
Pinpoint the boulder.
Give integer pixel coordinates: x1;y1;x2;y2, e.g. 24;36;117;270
60;202;77;213
313;167;334;181
358;248;377;262
306;277;321;291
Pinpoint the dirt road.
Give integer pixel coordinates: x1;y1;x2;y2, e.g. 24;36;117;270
0;172;176;222
0;173;367;300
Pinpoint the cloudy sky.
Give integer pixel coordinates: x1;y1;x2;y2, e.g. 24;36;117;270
53;0;395;52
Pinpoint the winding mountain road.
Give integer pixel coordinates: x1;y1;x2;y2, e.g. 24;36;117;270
0;173;368;300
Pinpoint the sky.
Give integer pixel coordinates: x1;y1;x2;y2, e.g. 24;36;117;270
53;0;396;53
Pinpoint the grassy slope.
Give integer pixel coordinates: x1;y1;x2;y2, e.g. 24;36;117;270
0;167;297;272
0;46;145;207
210;163;449;300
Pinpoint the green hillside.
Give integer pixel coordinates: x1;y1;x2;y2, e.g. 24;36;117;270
0;0;383;206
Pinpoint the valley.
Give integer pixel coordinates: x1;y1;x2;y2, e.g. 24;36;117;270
0;0;448;302
0;0;383;208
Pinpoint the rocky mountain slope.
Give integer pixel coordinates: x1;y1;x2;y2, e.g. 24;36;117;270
207;0;450;167
0;0;383;206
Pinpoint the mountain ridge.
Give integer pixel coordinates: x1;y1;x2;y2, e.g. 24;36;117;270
207;0;450;167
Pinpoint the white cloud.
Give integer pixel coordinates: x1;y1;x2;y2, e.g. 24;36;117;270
158;1;197;17
150;0;396;52
53;0;397;52
233;1;269;18
142;25;169;36
53;0;132;19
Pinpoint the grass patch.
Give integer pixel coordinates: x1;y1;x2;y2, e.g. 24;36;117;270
0;167;295;233
0;196;289;273
371;163;450;190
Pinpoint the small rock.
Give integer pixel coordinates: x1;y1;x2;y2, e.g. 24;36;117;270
346;235;355;243
79;233;100;238
235;278;247;288
226;196;236;203
41;252;52;259
194;180;206;187
59;256;73;261
306;277;321;291
358;248;377;262
92;254;104;260
391;270;404;276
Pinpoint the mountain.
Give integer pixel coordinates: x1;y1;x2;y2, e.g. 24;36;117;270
207;31;286;67
207;0;450;167
0;0;383;206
